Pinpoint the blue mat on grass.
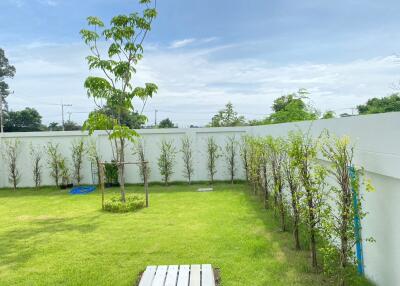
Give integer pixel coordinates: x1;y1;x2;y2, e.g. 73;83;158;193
69;186;96;195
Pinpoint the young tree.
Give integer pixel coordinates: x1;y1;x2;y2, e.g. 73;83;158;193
46;142;62;187
180;135;194;184
206;137;221;183
71;138;85;185
247;137;262;195
0;48;16;133
239;136;250;182
259;138;271;208
87;139;102;186
266;136;286;231
224;135;238;184
321;132;374;284
30;143;43;189
3;139;21;191
288;130;327;268
81;0;158;202
133;139;150;184
157;139;176;186
283;140;302;250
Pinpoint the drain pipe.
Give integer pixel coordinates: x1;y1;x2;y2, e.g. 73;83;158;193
349;166;365;275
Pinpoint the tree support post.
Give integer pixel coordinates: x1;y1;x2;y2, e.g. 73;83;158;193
144;161;149;207
99;162;105;210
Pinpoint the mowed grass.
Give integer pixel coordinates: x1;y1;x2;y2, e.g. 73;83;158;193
0;183;370;286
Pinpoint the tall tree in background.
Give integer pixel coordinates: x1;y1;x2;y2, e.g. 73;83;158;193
0;48;16;133
89;104;147;129
210;102;246;127
357;93;400;114
269;89;319;124
4;108;44;132
81;0;158;202
158;118;176;128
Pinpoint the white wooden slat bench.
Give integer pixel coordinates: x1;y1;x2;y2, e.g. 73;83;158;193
139;264;216;286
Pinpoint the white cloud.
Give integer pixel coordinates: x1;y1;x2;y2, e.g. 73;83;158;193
169;38;196;49
8;0;58;7
4;41;400;126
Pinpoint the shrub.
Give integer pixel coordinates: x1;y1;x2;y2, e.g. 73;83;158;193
133;139;150;184
224;135;238;184
71;138;85;185
104;161;119;186
104;194;145;213
46;142;62;187
206;137;221;184
30;143;43;190
180;135;194;184
157;139;176;186
3;139;21;191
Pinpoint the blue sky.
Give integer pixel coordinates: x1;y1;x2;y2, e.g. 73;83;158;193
1;0;400;126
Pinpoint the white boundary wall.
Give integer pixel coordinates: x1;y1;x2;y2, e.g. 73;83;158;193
1;112;399;286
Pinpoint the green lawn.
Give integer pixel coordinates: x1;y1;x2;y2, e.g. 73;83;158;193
0;183;371;285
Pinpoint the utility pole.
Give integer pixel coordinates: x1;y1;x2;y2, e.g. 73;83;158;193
154;109;158;127
61;103;72;131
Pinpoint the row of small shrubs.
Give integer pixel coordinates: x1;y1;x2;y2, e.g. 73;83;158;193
241;129;375;285
103;194;145;213
156;135;239;185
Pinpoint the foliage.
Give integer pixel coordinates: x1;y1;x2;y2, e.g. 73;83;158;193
283;139;302;249
64;120;82;131
266;136;287;231
4;108;44;132
81;0;158;202
206;137;221;183
48;122;63;131
239;136;250;182
158;118;176;128
0;48;16;132
322;110;335;119
104;194;145;213
209;102;246;127
88;105;147;129
46;142;63;187
87;139;102;186
3;139;21;191
249;89;319;126
71;139;86;185
288;130;327;268
320;132;375;285
29;143;43;189
180;135;194;184
269;89;319;124
246;136;262;195
357;93;400;114
58;157;71;186
104;161;119;185
132;139;150;184
224;135;238;184
157;139;176;185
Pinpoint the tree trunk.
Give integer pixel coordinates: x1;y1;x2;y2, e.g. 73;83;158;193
306;187;318;268
289;183;301;250
118;138;126;203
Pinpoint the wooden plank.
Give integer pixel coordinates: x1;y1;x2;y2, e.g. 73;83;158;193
152;265;168;286
139;266;157;286
189;264;201;286
201;264;215;286
165;265;178;286
176;265;190;286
